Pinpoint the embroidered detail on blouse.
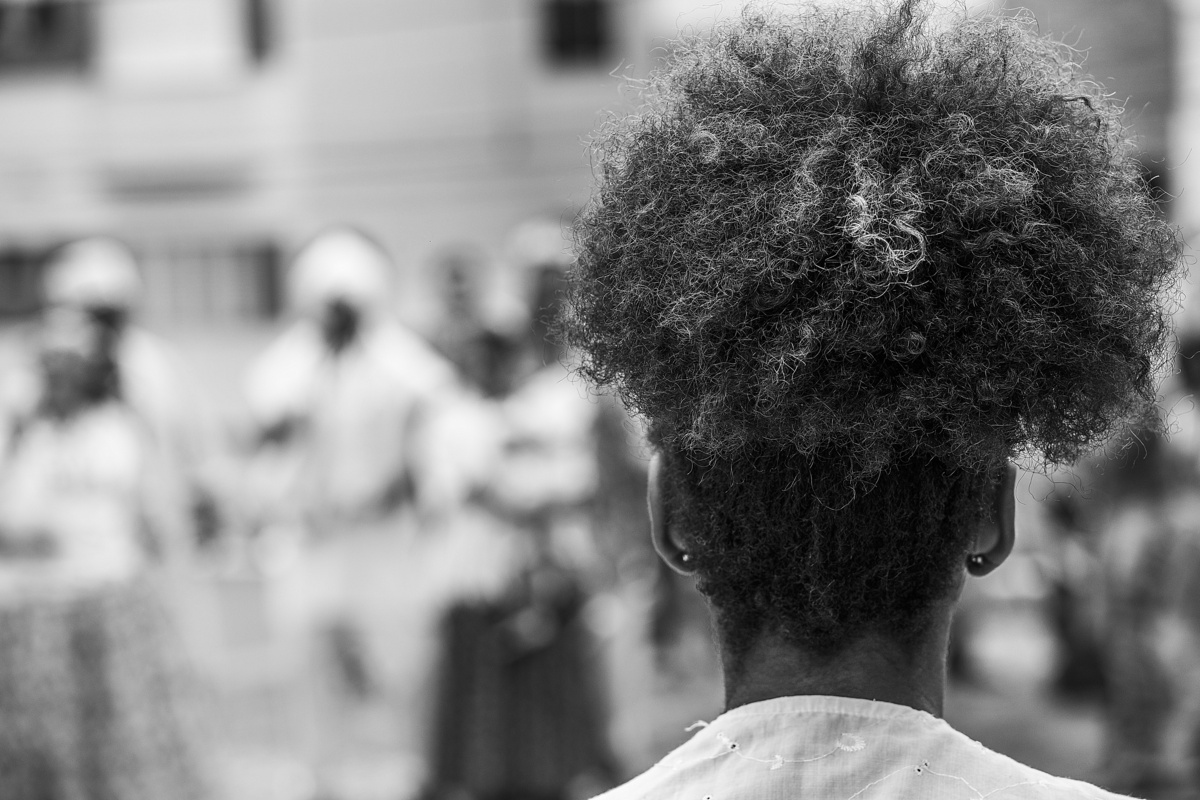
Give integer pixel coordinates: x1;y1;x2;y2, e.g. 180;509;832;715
843;762;1059;800
658;728;868;772
837;732;866;752
643;698;1118;799
664;742;1094;799
700;730;869;770
846;764;924;799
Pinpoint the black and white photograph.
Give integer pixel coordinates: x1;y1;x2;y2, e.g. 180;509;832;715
0;1;1192;799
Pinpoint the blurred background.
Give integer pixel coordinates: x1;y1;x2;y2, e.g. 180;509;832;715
0;1;1193;799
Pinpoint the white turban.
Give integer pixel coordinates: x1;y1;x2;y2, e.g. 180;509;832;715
288;227;393;318
43;237;142;310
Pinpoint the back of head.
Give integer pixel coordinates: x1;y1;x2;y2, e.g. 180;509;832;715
566;1;1181;656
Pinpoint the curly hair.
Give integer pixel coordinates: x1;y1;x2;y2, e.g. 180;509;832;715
565;1;1182;656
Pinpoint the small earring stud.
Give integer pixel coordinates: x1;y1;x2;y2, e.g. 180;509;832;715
680;552;692;564
966;553;991;575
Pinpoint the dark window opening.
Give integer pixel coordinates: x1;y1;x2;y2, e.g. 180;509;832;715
0;246;49;318
143;240;284;322
0;0;89;73
245;0;272;63
543;0;611;66
251;241;282;318
0;239;283;322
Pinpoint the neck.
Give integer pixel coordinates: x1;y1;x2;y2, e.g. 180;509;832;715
722;609;953;717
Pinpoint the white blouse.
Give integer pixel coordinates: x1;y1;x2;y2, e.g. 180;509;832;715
595;695;1134;800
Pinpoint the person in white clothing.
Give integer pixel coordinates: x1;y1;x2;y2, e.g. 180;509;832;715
38;237;221;548
0;305;208;800
563;1;1183;798
243;226;458;797
245;226;457;528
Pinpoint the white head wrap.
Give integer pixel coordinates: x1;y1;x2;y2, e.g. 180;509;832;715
43;237;142;310
288;227;393;319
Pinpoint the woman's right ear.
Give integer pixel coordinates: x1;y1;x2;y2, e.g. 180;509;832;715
648;452;698;576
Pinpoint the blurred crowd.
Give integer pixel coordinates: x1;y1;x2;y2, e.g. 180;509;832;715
0;224;720;800
951;330;1200;800
1;224;1200;800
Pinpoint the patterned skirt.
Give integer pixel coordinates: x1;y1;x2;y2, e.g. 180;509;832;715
0;579;209;800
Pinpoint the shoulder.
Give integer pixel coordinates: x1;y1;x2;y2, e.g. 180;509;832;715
591;698;1138;800
593;750;1136;800
369;321;458;392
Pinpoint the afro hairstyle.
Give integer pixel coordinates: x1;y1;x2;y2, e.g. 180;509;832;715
565;0;1182;657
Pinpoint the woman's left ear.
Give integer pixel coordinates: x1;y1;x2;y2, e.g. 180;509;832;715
648;452;698;576
967;463;1017;577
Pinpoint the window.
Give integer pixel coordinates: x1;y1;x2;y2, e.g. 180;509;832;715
0;0;89;73
244;0;272;63
542;0;611;66
140;240;283;322
0;239;283;322
0;245;48;318
251;241;283;318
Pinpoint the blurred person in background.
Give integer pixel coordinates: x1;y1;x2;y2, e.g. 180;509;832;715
245;226;457;528
25;237;223;551
243;225;458;799
429;243;521;399
1087;335;1200;799
0;302;208;800
424;220;619;800
562;3;1181;800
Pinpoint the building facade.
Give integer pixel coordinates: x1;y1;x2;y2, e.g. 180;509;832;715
0;0;1181;330
0;0;654;328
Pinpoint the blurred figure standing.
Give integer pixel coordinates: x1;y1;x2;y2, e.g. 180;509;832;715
243;226;457;798
32;238;221;550
246;227;457;529
424;220;618;800
0;303;208;800
1095;337;1200;799
429;243;519;399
